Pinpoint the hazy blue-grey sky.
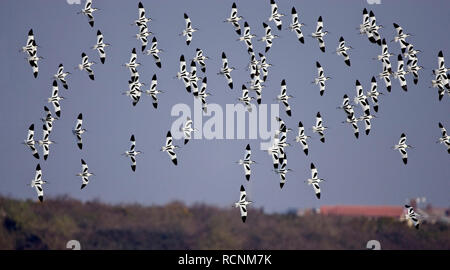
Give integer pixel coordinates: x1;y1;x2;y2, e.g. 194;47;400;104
0;0;449;213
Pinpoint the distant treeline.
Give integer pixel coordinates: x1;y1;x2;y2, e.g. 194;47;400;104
0;196;448;250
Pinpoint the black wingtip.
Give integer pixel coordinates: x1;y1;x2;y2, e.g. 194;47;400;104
304;149;308;156
402;85;408;92
55;111;61;118
184;139;189;145
184;13;188;19
365;129;370;136
245;174;250;181
241;216;246;223
36;164;41;170
232;2;237;8
141;45;146;52
131;165;136;172
280;182;284;189
320;47;325;53
33;72;38;78
228;82;233;89
97;30;101;35
438;122;443;128
186;86;191;93
371;76;376;82
81;184;86;190
262;22;268;28
291;7;296;14
374;105;378;113
310;163;315;169
100;58;105;64
186;40;191;46
320;137;325;143
138;2;143;8
316;61;321;68
316;112;321;117
236;29;241;35
172;158;178;166
28;29;33;35
38;196;43;202
387;85;391;92
316;193;321;199
180;54;185;61
398;54;403;61
377;39;381;46
345;60;351;67
393;23;399;28
356;80;361;86
299;37;304;44
152;103;158;109
156;62;161;68
318;16;322;22
81;159;86;164
277;25;282;31
33;153;40;159
286;110;291;117
415;224;420;230
363;8;368;14
89;74;95;81
44;155;48;161
89;21;94;27
438;50;443;57
339;36;344;42
402;158;407;165
273;163;278;169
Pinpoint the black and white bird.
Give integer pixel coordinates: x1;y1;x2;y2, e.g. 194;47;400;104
37;124;55;161
276;79;292;116
22;29;37;56
392;23;411;51
358;114;376;136
29;164;46;202
123;135;142;172
134;2;152;27
248;53;261;79
180;117;197;145
437;122;450;154
78;53;95;81
289;7;305;44
92;30;109;64
364;10;382;46
123;78;142;107
342;115;360;139
268;0;284;31
400;40;421;59
53;64;70;89
407;55;423;85
376;38;393;73
275;152;292;189
312;112;327;143
144;74;163;109
295;121;310;156
336;37;352;66
27;50;42;78
359;8;371;35
224;2;243;35
193;48;208;73
393;133;413;165
260;22;278;53
124;48;140;75
77;159;95;190
305;163;324;199
394;54;408;92
136;24;151;52
238;85;254;112
238;22;256;54
249;74;264;105
23;124;39;159
146;37;163;68
338;94;355;118
379;65;392;92
367;76;382;113
176;55;192;93
354;80;371;116
182;13;197;46
311;16;327;52
189;60;201;97
234;185;252;223
161;131;179;166
267;134;280;169
236;144;256;181
78;0;98;27
72;113;86;150
313;61;331;96
47;80;64;118
432;51;450;95
197;77;211;113
259;53;272;82
404;205;420;229
41;106;58;134
218;52;235;89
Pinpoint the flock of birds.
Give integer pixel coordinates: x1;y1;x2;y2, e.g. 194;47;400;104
20;1;449;228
